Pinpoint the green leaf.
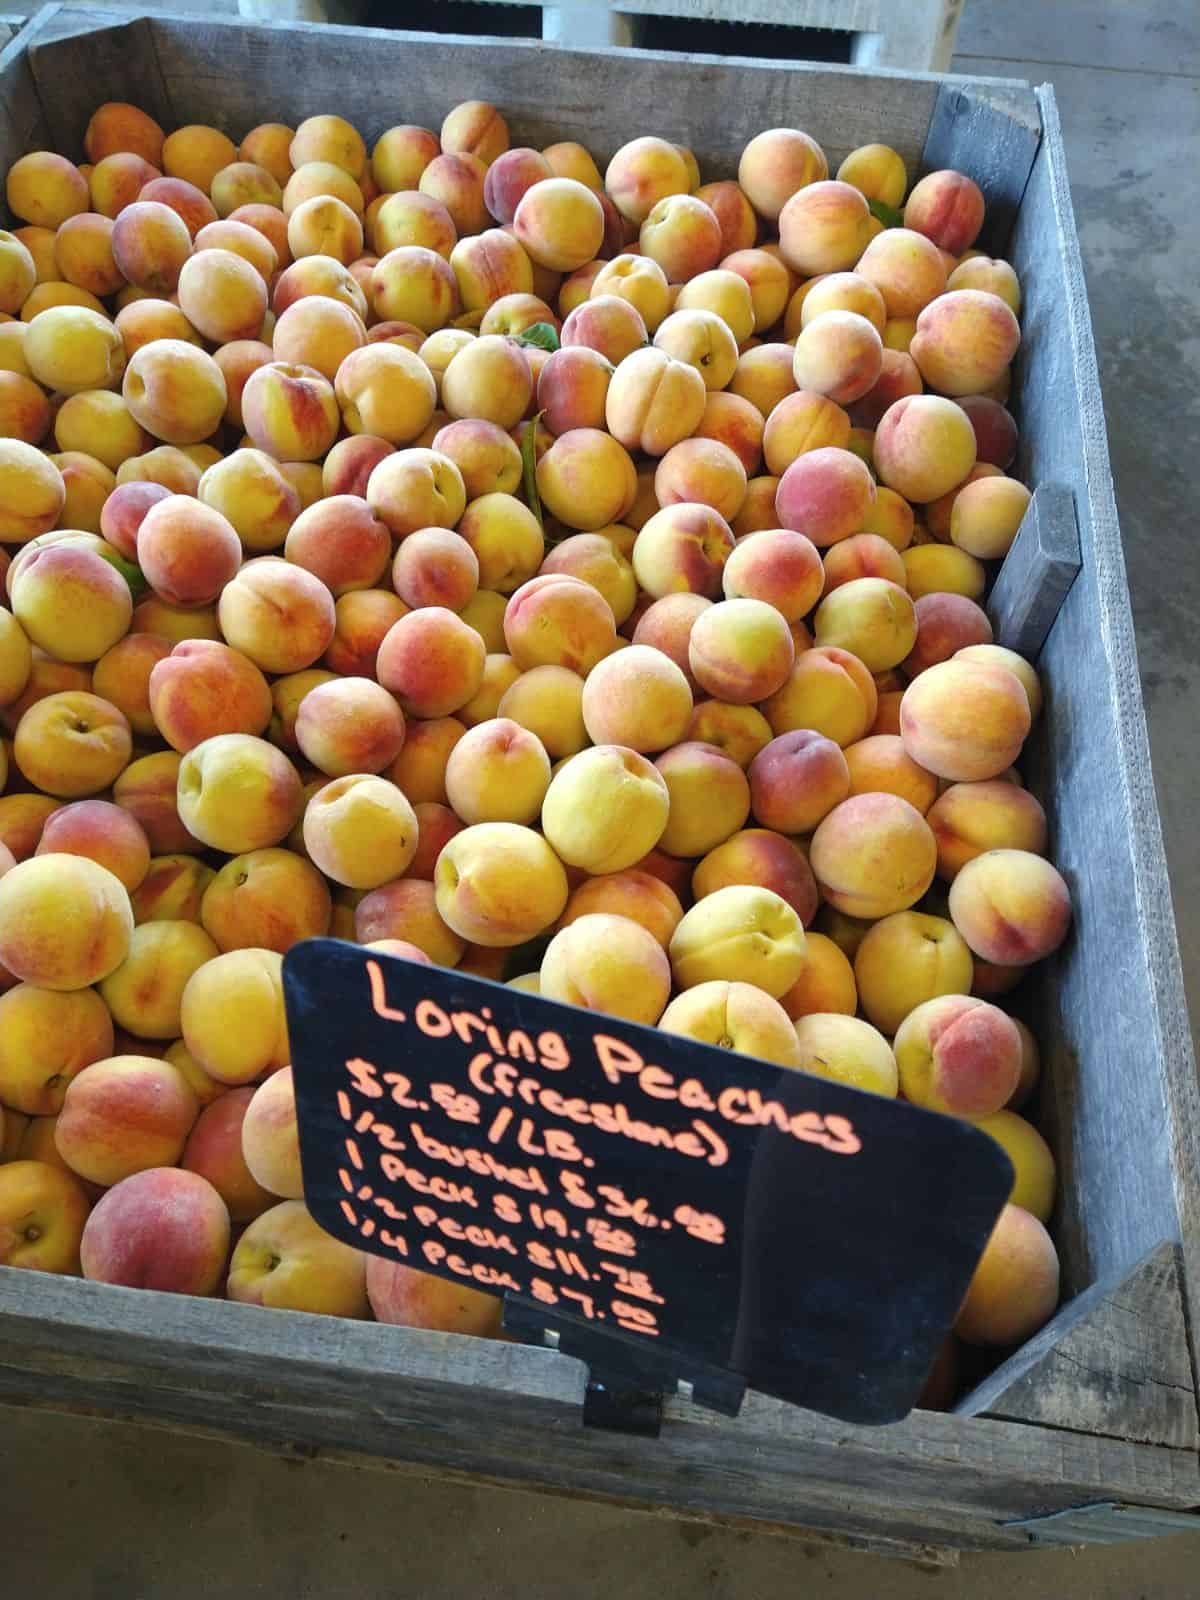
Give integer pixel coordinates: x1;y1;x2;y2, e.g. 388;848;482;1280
515;321;560;353
868;198;904;230
521;412;544;532
97;547;148;600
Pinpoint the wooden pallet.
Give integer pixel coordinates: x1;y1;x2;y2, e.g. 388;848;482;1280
2;3;1198;1557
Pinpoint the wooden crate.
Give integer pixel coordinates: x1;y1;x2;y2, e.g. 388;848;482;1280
2;4;1199;1560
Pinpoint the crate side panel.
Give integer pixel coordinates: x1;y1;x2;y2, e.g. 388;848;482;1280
24;12;173;160
1009;92;1200;1330
141;15;948;172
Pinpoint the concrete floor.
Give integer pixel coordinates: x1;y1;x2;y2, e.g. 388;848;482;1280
4;0;1200;1593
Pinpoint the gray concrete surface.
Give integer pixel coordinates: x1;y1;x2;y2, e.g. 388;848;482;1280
3;2;1200;1593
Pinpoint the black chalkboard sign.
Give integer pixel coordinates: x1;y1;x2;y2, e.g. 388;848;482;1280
284;939;1014;1426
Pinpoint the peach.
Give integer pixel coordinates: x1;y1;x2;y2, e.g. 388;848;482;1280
902;593;994;679
852;486;913;555
458;652;520;727
449;494;541;596
692;826;818;927
386;715;465;805
0;982;113;1115
717;249;785;333
778;181;871;277
434;821;568;948
84;101;165;167
200;846;330;955
147;639;272;755
419;151;488;237
669;883;804;997
371;192;457;261
843;734;937;819
12;690;130;800
388;528;476;614
721;527;822;622
893;992;1021;1117
542;141;603;190
0;795;62;864
774;445;874;549
178;1088;274;1224
269;294;363;376
175;732;301;854
0;370;49;445
653;440;745;528
955;1202;1059;1346
676;267;755;344
128;859;212;932
279;161;363;223
602;346;703;458
239;1065;303;1200
366;446;466;539
18;282;107;321
946;256;1021;316
116;446;201;498
589;256;670;335
737;129;827;221
0;611;32;714
686;597;795;705
120;339;226;447
541;532;636;624
319;436;393;502
654;742;750;858
813;576;917;673
369;124;436;192
366;1255;502;1334
778;931;856;1020
419;327;475;396
948;848;1072;967
480;146;552;224
653;308;738;394
856;228;947;319
323;589;407;681
352;876;462;963
793;1013;897;1097
819;535;905;598
560;870;682;950
535;427;637;531
332;342;436;444
292;676;406;778
53;390;148;473
748;728;850;834
130;496;238;611
605;138;689;225
683;700;771;769
955;644;1041;724
638;193;722;281
874;393;977;504
226;201;290;270
973;1109;1055;1223
372;604;486;718
729;345;799;421
238;360;337;462
10;543;130;663
910;290;1021;397
480;292;559;339
441;334;531;429
900;659;1030;782
810;792;936;918
560;295;647;367
836;143;907;208
903;170;985;255
629;595;710;692
22;305;123;398
32;802;147;897
854;909;971;1035
850;349;924;433
303;774;418;890
11;226;57;287
438;100;507;169
557;261;605;316
192;451;295;563
180;947;289;1085
108;199;192;294
948;475;1031;561
541;912;670;1025
228;1198;366;1316
50;211;122;299
577;644;691;753
217;558;336;676
502;574;615;675
542;745;669;873
0;319;31;380
6;152;88;229
273;254;366;320
790;310;881;407
958;394;1019;469
98;918;219;1040
0;1158;89;1273
447;228;532;313
494;666;585;760
679;185;752;262
399;801;462;881
694;391;764;474
51;449;116;533
283;193;361;264
55;1054;196;1185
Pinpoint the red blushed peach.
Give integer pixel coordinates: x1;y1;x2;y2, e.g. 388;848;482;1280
693;391;764;476
874;393;978;503
762;391;851;477
948;848;1071;968
208;340;272;430
370;192;456;259
283;495;391;596
541;533;636;625
180;1087;274;1221
904;170;985;255
11;544;130;663
902;593;994;678
856;228;947;319
820;533;906;596
209;161;283;218
775;445;874;548
229;201;291;269
559;869;682;950
366;446;466;539
894;993;1020;1117
85;101;165;167
36;801;150;893
138;175;217;238
484;147;554;224
419;152;488;237
536;427;637;531
654;437;746;524
386;716;465;806
55;1054;196;1186
449;229;534;314
0;372;50;445
693;827;818;927
958;394;1019;469
561;294;647;366
605;137;690;225
366;1255;501;1335
579;644;693;754
0;794;63;863
537;346;613;437
685;700;772;768
632;593;713;691
737;129;827;222
900;659;1030;781
791;310;883;406
722;527;823;622
354;875;464;964
503;574;617;674
692;183;757;256
390;531;476;615
200;846;330;954
371;245;461;331
136;496;241;608
376;606;487;718
217;559;336;676
294;676;407;777
928;780;1048;880
748;728;850;834
850;348;924;430
396;801;461;881
800;273;887;335
730;344;799;420
590;255;670;335
444;716;550;825
809;792;936;920
112;751;199;856
911;289;1021;397
240;361;339;462
778;181;870;276
479;291;559;340
632;504;735;602
272;255;367;321
720;248;789;332
322;434;395;499
654;742;751;859
686;598;795;705
325;589;408;678
80;1165;229;1291
272;297;365;381
638;193;722;282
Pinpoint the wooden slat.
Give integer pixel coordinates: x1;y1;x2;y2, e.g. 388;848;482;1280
919;78;1042;253
1;1268;1198;1552
987;482;1081;659
957;1242;1198;1450
1010;91;1200;1368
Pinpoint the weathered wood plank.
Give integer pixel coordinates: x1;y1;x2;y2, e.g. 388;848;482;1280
0;7;54;197
919;78;1041;254
23;8;173;159
956;1242;1198;1449
1;1268;1198;1553
987;482;1082;659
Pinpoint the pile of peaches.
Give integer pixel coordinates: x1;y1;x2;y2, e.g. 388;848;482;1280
0;98;1067;1383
